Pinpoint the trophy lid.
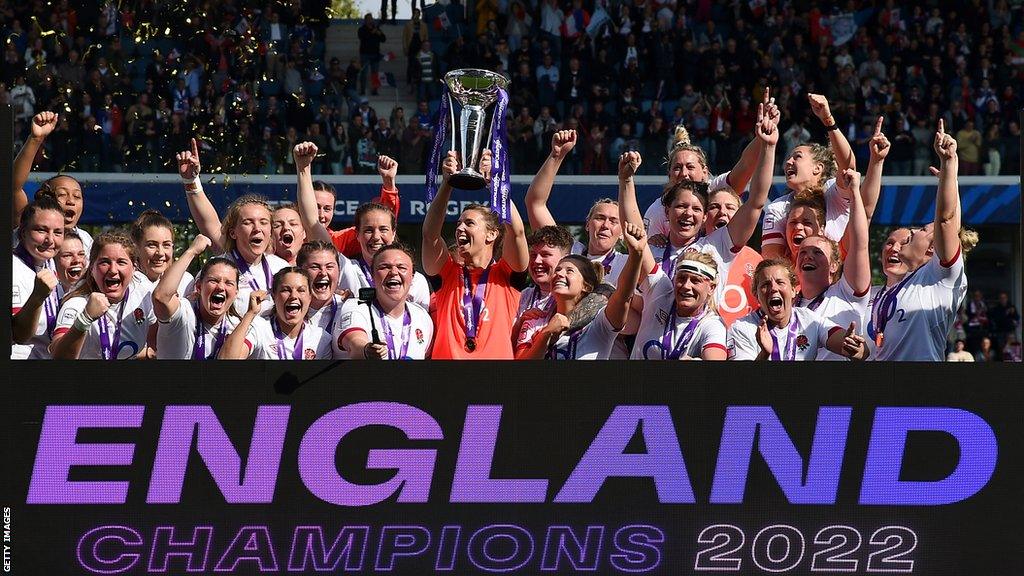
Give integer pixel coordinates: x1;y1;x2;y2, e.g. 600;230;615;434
444;69;509;105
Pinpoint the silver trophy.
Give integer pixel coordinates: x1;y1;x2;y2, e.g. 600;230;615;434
443;69;509;190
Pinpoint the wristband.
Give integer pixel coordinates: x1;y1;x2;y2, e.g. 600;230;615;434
73;310;95;333
824;123;840;131
182;176;203;195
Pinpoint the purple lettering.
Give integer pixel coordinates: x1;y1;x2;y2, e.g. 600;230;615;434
28;406;144;504
77;525;143;575
213;526;278;572
147;406;289;503
375;526;431;570
554;406;694;503
286;526;368;572
540;526;603;571
298;402;442;506
148;526;212;573
451;406;548;502
860;408;998;505
608;525;663;573
710;406;852;504
466;525;535;572
435;526;462;571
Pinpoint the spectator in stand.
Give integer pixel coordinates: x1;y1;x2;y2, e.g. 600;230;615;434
955;120;983;175
946;339;975;362
1003;335;1022;362
403;10;428;90
358;13;386;96
965;289;989;352
975;337;996;362
988;291;1020;353
415;41;439;103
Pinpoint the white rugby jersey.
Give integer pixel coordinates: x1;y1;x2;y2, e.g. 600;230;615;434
11;254;63;359
760;178;847;248
517;285;553;319
156;298;254;359
337;253;431;309
794;276;870;361
203;251;290;315
728;306;841;361
868;251;968;362
135;269;195;298
571;240;629;287
248;316;334;360
643;171;733;237
632;269;727;359
53;275;156;359
334;298;434;360
515;306;621;360
653;226;740;308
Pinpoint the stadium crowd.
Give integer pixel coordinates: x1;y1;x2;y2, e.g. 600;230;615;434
1;1;1022;177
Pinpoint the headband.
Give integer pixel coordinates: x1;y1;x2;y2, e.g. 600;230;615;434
675;260;717;281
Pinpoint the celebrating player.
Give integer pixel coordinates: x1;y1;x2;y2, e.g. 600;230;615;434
793;168;872;360
632;251;728;360
130;210;193;295
335;243;434;359
153;235;251;359
50;232;157;359
727;259;868;361
54;230;87;293
219;268;334;359
12;196;64;359
867;120;976;361
177;138;288;313
422;150;529;359
12;112;95;255
271;203;307;265
514;222;646;360
297;240;345;340
517;225;574;319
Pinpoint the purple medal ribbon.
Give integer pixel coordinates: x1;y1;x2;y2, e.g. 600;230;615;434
661;307;706;360
768;311;801;361
597;250;616;274
376;303;412;360
424;91;451;203
488;87;511;223
98;288;130;360
357;258;374;287
14;245;60;335
272;317;305;360
462;264;492;344
795;291;826;311
232;250;272;292
868;268;920;341
191;300;228;360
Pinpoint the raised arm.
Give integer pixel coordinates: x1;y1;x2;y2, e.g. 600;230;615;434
604;222;646;330
524;130;576;228
617;151;655;274
933;119;962;263
809;93;855;173
13;112;58;224
837;169;871;294
861;116;888;220
218;291;264;359
421;151;458;276
729;99;777;248
12;270;57;344
177;138;226;252
153;235;210;322
294;141;332;243
503;200;530;272
724;88;772;193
